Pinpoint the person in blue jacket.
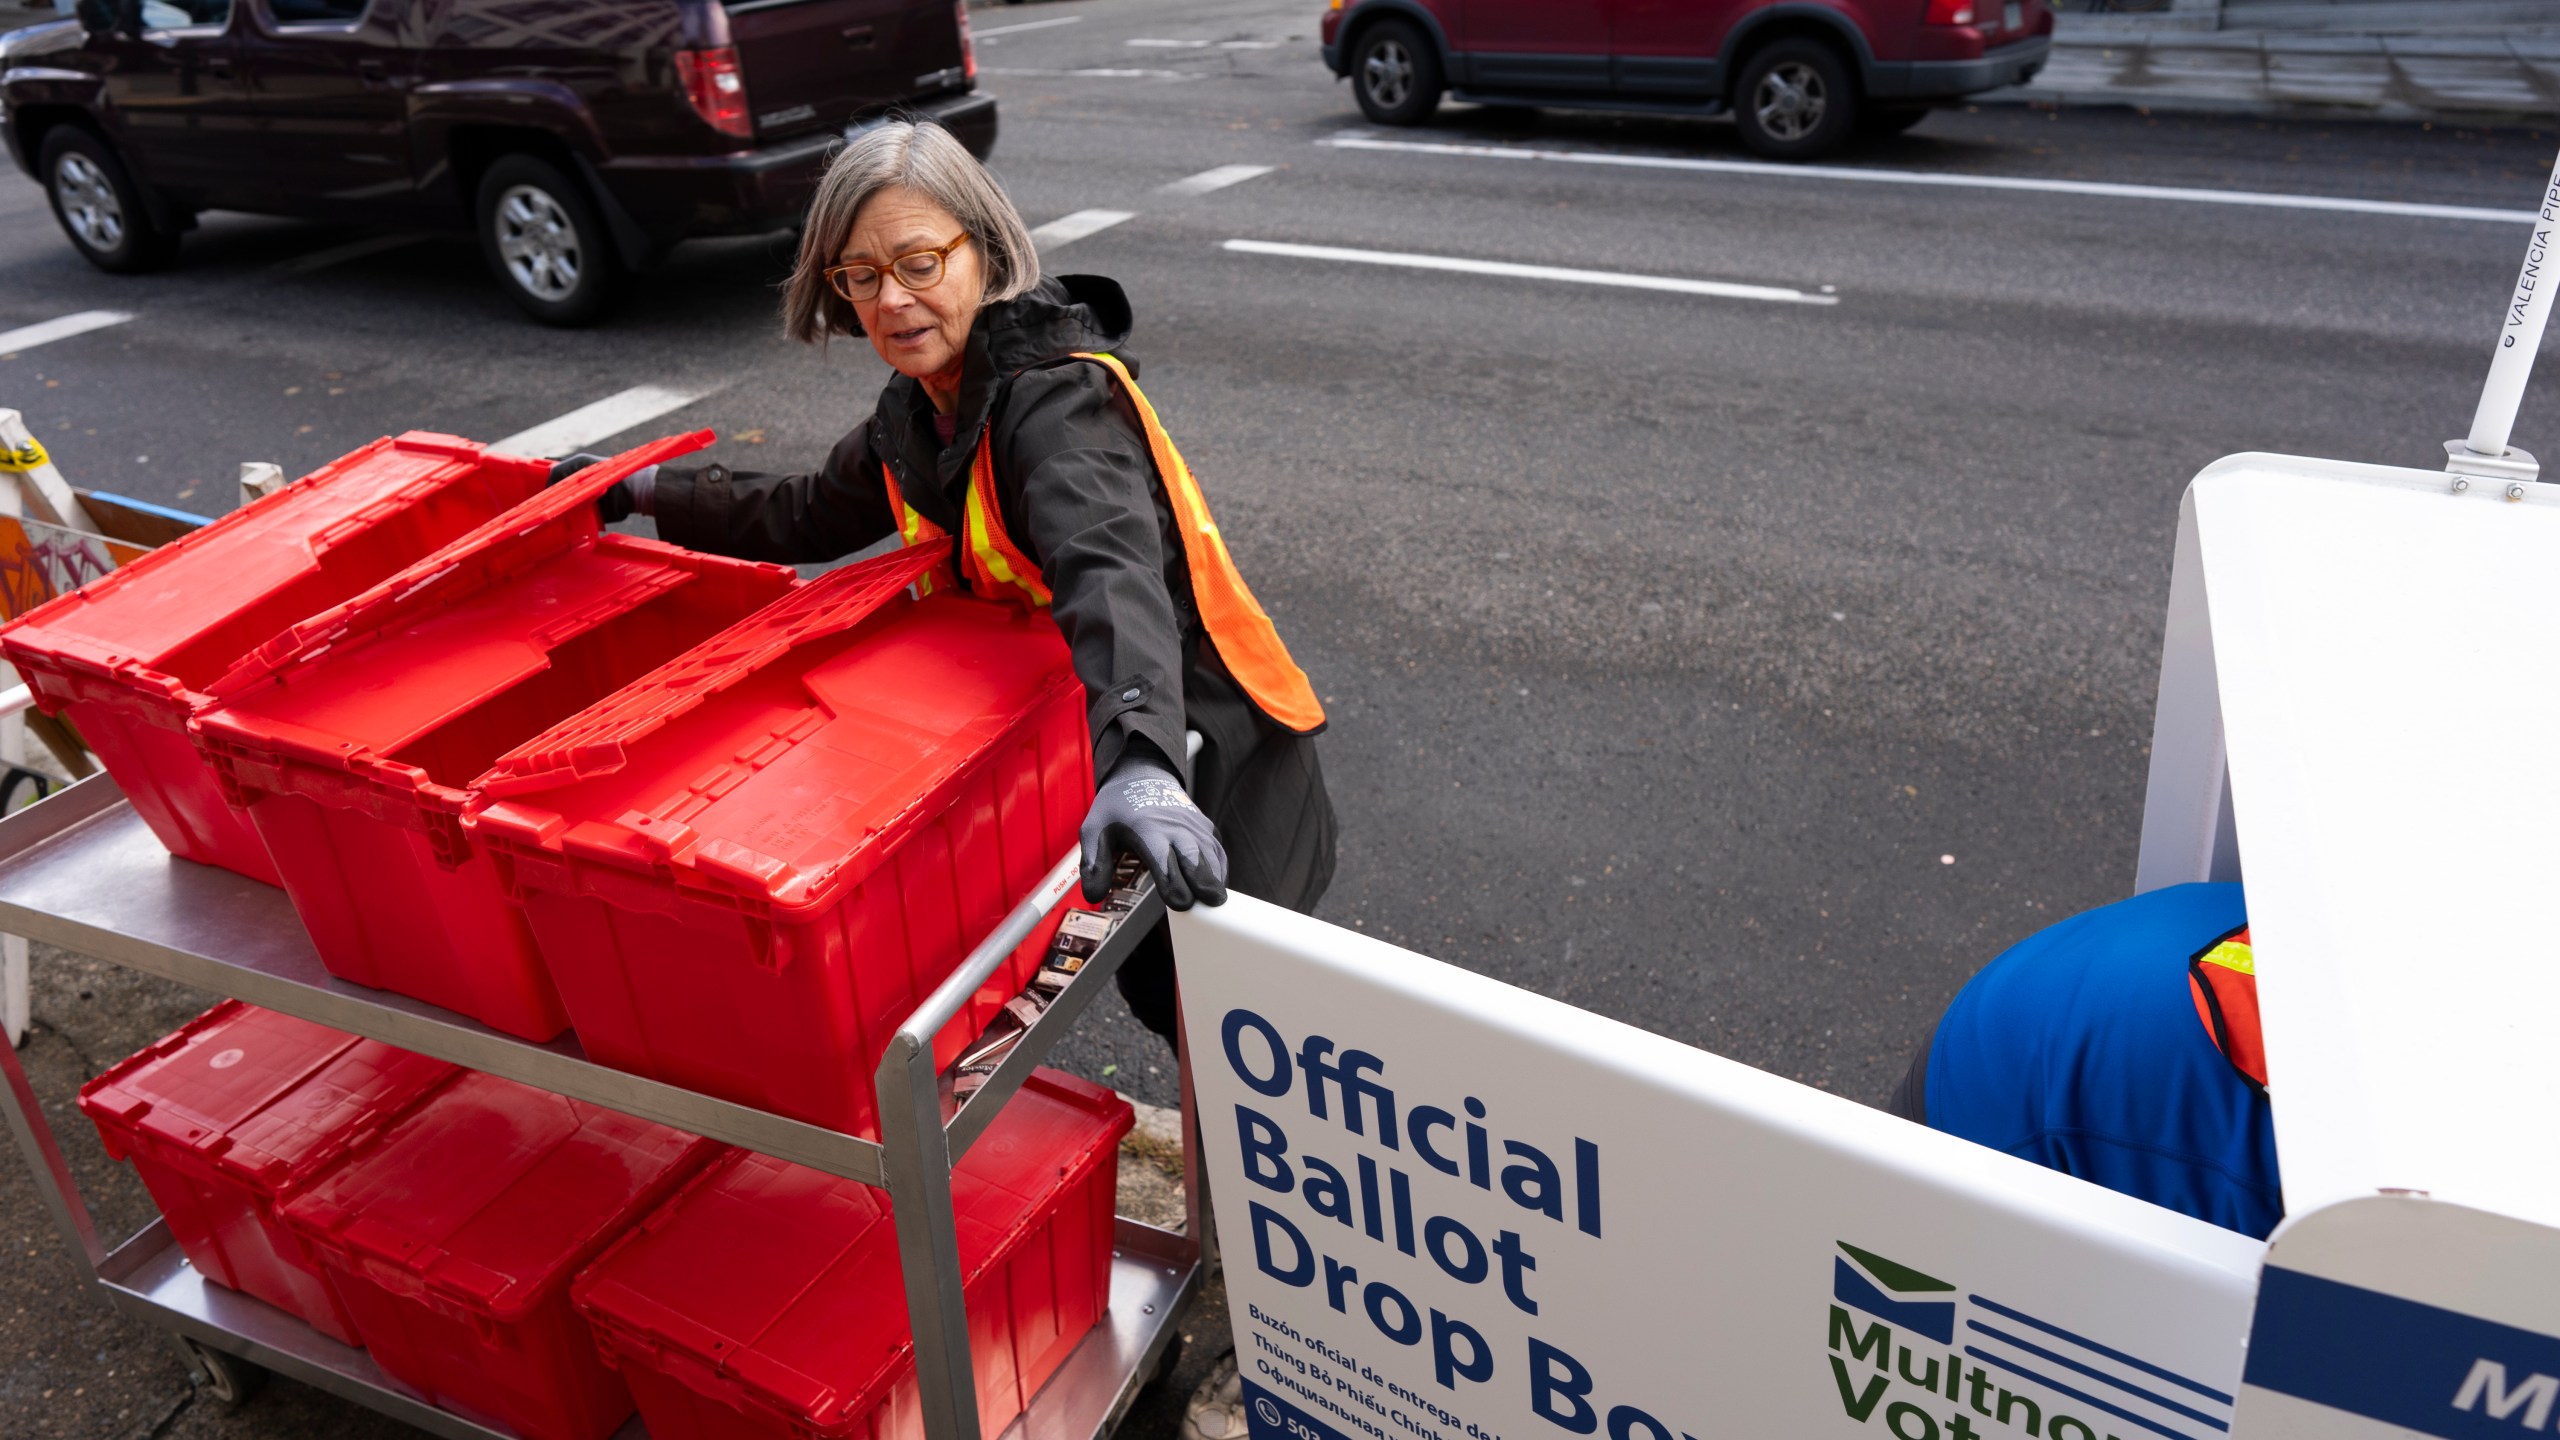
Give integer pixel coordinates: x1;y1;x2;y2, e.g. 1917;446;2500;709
1887;882;2285;1240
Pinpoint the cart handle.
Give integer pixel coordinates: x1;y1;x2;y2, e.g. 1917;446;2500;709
894;849;1081;1056
890;730;1202;1055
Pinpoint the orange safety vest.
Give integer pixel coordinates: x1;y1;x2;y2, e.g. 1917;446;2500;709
2188;925;2267;1090
879;351;1325;734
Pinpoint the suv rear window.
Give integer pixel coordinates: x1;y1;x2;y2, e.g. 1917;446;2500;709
137;0;231;27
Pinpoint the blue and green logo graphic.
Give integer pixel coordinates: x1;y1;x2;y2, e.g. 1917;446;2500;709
1832;1242;1956;1345
1823;1241;2237;1440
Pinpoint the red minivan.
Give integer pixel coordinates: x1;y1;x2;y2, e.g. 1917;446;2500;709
1319;0;2051;159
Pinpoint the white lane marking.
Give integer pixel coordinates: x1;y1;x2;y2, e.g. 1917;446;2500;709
0;310;133;355
1223;239;1838;306
493;384;719;457
1127;37;1287;48
1319;134;2537;225
1162;164;1275;197
974;14;1082;37
1032;209;1137;248
276;234;430;274
981;66;1199;80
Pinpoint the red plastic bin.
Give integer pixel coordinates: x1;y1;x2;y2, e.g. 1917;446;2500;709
0;433;553;884
573;1067;1131;1440
277;1069;722;1440
464;543;1090;1133
193;435;798;1041
75;1001;458;1344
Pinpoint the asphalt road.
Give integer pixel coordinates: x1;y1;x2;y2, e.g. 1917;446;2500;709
5;0;2560;1434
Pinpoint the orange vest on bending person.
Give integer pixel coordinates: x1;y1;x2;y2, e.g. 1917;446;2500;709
2188;925;2267;1089
878;350;1326;735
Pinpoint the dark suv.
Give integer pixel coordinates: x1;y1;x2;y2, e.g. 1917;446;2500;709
1;0;996;323
1319;0;2050;159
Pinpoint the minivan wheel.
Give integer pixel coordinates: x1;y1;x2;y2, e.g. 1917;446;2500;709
1351;19;1442;127
39;128;178;274
1733;39;1859;160
476;155;619;326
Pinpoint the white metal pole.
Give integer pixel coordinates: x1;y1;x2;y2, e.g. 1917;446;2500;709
4;937;25;1050
2463;150;2560;462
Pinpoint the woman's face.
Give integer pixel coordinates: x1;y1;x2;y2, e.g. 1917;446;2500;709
842;184;985;388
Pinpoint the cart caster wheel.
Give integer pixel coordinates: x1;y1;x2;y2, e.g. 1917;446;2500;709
181;1339;265;1405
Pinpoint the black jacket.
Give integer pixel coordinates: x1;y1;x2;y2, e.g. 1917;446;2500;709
651;276;1336;914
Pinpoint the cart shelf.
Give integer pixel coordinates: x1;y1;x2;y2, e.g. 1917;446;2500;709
0;774;1206;1440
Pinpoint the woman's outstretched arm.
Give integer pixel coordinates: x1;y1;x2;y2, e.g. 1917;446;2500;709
651;424;898;564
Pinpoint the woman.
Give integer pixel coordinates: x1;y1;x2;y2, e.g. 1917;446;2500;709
566;121;1337;1047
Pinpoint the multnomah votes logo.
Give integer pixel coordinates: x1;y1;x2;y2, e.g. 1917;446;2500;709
1826;1243;2236;1440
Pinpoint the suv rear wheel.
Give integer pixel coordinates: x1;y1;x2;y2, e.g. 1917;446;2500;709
1350;19;1442;127
39;128;179;274
1733;39;1859;161
476;155;619;326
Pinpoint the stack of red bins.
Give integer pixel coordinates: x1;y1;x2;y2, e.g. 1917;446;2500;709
465;543;1091;1134
191;435;798;1041
278;1069;723;1440
573;1068;1131;1440
75;1001;458;1344
0;433;553;885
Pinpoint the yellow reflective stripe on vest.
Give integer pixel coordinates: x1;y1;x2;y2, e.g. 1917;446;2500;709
962;438;1051;606
879;461;947;596
2197;936;2255;975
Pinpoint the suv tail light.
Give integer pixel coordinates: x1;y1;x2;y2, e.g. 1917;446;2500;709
956;1;978;80
676;46;753;138
1924;0;1977;20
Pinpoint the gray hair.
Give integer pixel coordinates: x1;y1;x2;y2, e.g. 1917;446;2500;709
783;121;1041;344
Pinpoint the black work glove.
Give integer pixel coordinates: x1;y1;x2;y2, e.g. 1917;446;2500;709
546;452;639;525
1080;752;1227;911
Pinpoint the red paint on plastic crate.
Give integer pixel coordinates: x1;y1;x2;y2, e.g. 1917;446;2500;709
573;1068;1131;1440
193;435;797;1041
0;433;552;883
75;1001;458;1344
465;546;1091;1133
278;1069;722;1440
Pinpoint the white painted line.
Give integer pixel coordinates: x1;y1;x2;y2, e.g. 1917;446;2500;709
982;66;1199;80
1032;209;1137;248
276;233;430;275
1319;134;2538;225
1128;37;1285;49
493;383;718;457
1222;238;1838;306
0;310;133;355
1220;40;1286;49
974;14;1082;37
1162;164;1275;198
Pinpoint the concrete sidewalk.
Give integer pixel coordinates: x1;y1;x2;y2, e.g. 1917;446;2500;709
1983;21;2560;123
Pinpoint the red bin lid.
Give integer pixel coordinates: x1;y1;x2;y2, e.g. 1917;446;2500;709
190;434;785;785
277;1070;720;1320
0;433;546;694
465;542;1080;914
76;1000;458;1192
572;1068;1131;1434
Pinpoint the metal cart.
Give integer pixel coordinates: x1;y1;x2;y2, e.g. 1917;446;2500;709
0;762;1211;1440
